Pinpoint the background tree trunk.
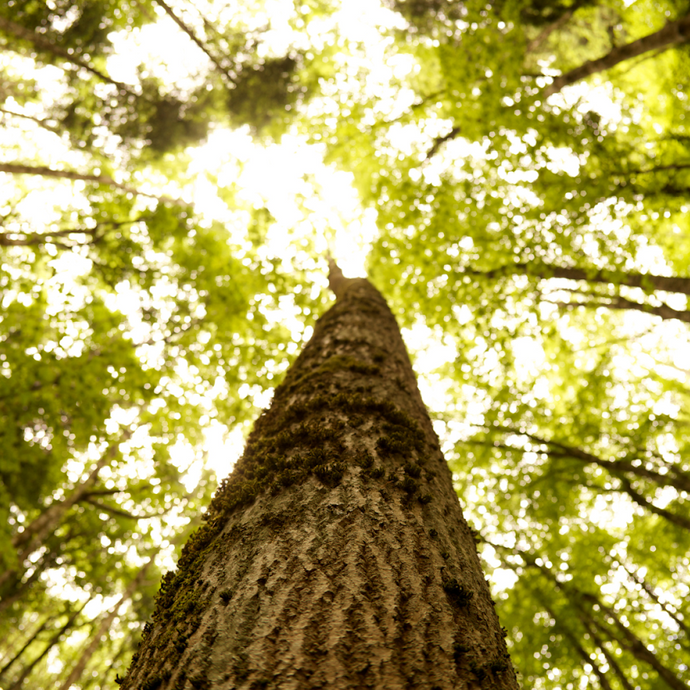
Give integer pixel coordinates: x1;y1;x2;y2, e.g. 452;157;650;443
0;439;125;591
0;164;182;205
121;269;517;689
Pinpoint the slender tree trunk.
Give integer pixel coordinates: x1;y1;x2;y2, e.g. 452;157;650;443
7;603;86;690
550;294;690;324
0;16;126;89
0;615;52;681
582;597;687;690
121;264;517;689
0;438;126;591
617;477;690;532
544;13;690;96
94;632;136;690
0;550;59;614
534;560;687;690
58;558;156;690
151;0;231;81
579;618;636;690
562;628;613;690
621;566;690;640
525;11;574;53
468;262;690;296
485;426;690;494
0;107;61;135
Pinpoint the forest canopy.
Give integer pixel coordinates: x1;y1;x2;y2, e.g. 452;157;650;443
0;0;689;688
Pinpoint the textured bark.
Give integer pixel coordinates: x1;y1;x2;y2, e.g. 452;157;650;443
544;13;690;96
121;272;517;689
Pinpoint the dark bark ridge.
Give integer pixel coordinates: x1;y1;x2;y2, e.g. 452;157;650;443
121;275;517;689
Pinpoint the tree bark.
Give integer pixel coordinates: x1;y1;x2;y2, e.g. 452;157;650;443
121;266;517;689
544;13;690;96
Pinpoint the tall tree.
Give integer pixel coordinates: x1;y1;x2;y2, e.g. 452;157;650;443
120;260;517;689
543;11;690;96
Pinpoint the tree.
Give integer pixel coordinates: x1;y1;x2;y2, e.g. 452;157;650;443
3;0;690;686
120;260;518;689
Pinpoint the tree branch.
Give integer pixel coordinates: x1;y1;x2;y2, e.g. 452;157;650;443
81;496;168;520
544;13;690;96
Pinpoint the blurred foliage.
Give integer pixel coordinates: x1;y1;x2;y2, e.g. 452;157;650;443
1;0;690;687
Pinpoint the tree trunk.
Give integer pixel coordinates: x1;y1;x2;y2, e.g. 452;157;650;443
533;559;687;690
0;549;59;615
544;13;690;96
0;438;125;591
550;294;690;324
7;603;86;690
485;425;690;494
581;621;636;690
151;0;231;81
121;265;517;690
0;615;53;681
580;596;687;690
0;164;184;206
58;558;156;690
466;262;690;297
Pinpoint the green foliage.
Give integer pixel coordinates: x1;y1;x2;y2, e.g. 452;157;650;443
2;0;690;687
